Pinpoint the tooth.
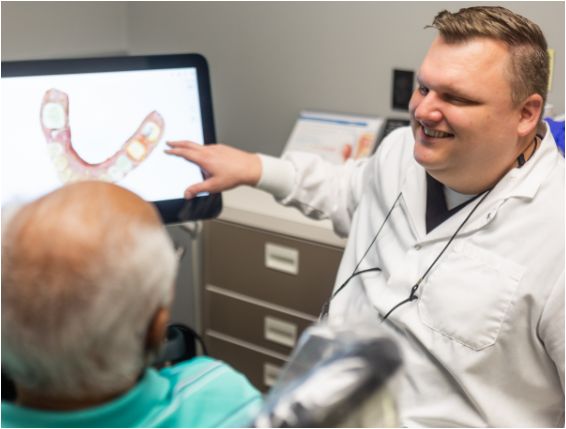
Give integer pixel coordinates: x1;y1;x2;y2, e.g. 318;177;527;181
58;168;71;183
68;173;80;183
424;127;450;138
46;143;64;158
42;103;66;129
108;165;125;181
116;155;133;173
126;140;147;161
54;155;68;171
141;122;161;141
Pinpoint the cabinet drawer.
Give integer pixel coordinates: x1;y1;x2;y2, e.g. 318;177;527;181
206;332;286;392
204;220;342;316
205;286;315;355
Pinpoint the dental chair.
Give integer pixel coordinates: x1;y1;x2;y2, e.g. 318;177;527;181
153;323;206;367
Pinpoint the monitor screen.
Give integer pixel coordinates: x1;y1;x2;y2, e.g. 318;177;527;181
1;54;222;223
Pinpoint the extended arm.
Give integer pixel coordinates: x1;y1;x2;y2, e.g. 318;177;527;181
165;141;262;198
166;141;371;237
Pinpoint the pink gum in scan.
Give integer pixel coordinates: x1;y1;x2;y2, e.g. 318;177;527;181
40;88;165;184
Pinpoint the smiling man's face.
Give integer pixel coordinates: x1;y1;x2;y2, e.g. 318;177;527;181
409;35;528;194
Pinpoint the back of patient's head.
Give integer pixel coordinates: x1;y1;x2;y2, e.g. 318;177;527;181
2;181;178;399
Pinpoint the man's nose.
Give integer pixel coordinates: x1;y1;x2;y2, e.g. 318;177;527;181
413;92;443;124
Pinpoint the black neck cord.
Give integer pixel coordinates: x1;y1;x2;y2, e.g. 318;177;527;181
380;188;492;321
516;136;540;168
351;192;403;275
320;187;492;321
319;193;403;318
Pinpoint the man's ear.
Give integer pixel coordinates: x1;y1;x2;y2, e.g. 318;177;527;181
145;307;170;352
517;93;544;137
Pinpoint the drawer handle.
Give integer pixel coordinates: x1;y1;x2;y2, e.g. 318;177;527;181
265;242;299;275
264;316;297;347
263;362;282;387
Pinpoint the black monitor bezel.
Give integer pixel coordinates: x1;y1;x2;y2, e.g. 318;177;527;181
1;53;222;224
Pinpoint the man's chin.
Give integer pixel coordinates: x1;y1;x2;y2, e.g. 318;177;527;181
413;144;437;169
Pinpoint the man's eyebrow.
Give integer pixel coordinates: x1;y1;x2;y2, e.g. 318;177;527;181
415;75;427;86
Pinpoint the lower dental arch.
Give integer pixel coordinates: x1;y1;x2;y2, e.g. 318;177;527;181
40;88;164;183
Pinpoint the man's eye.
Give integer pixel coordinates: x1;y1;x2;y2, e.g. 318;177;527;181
418;86;429;96
446;95;473;105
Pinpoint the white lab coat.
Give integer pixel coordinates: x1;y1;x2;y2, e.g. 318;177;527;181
257;125;564;427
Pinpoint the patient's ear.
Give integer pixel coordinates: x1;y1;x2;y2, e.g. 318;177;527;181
145;307;170;352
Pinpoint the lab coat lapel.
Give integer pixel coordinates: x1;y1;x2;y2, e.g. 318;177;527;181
416;130;558;244
399;163;495;245
422;192;499;243
397;160;506;246
396;123;558;245
399;163;427;241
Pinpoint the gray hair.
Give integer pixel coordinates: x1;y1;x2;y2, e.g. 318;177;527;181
2;183;178;398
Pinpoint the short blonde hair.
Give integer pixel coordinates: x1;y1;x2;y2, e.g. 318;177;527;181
430;6;549;108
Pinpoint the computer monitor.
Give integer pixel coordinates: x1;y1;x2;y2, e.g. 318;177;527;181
1;53;221;223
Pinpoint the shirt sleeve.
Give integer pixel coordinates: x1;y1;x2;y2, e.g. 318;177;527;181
256;152;371;237
538;270;565;392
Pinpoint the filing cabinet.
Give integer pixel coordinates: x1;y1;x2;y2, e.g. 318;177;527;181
202;217;344;392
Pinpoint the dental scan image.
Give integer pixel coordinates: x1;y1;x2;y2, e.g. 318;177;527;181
2;65;208;209
40;88;165;185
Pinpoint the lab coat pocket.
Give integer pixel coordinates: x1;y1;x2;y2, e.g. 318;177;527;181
417;241;524;351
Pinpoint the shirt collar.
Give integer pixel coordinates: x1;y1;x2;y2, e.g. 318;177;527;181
400;122;561;242
498;121;561;200
1;368;168;428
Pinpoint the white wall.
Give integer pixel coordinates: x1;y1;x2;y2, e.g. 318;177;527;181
1;2;128;60
2;1;564;156
126;1;565;155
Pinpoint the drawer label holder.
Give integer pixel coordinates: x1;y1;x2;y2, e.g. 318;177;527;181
264;316;298;348
265;242;299;275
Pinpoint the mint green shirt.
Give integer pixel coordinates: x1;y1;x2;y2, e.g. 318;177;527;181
2;357;262;427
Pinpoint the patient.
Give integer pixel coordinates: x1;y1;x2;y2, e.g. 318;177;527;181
1;182;262;428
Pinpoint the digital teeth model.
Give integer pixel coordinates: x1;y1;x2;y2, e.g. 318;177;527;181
40;88;164;184
423;127;453;138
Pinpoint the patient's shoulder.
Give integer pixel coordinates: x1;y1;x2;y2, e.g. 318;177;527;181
153;357;262;427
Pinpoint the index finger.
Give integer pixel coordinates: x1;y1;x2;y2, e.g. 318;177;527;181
166;140;202;150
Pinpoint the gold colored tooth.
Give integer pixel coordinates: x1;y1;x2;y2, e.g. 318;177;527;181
141;122;161;142
126;140;147;161
42;103;66;129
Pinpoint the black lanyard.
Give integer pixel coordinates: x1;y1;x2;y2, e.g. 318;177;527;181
320;188;492;321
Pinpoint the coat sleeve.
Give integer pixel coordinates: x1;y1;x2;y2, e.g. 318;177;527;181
256;152;371;237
